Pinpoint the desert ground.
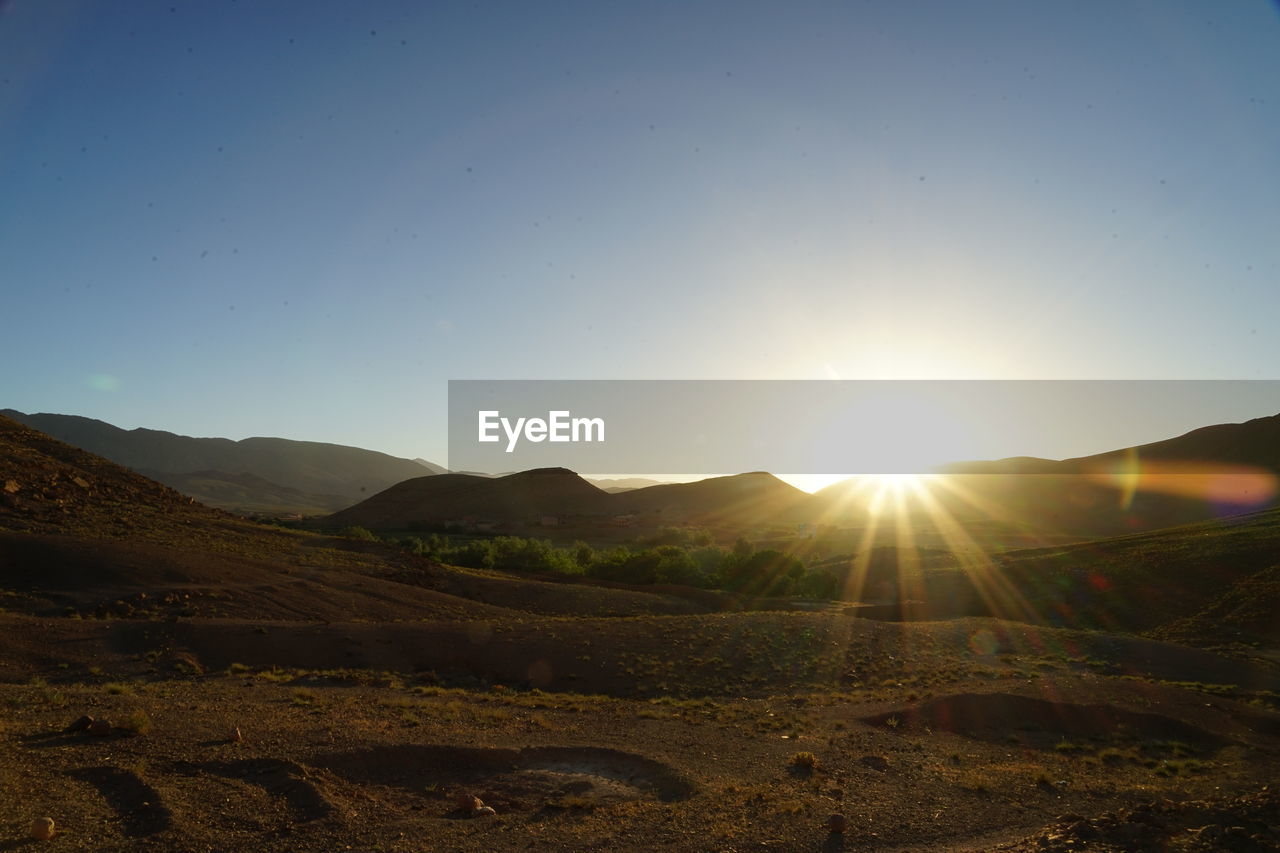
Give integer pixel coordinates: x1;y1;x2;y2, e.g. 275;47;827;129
1;414;1277;851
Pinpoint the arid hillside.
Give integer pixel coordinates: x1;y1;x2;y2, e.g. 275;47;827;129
1;409;441;514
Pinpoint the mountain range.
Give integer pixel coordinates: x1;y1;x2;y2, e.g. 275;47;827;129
0;411;666;515
330;412;1280;537
0;410;447;514
4;408;1278;537
326;469;811;530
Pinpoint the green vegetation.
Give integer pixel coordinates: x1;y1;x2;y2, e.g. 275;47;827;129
119;708;153;734
339;525;379;542
396;531;838;597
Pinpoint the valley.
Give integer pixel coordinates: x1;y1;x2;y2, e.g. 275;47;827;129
0;412;1277;849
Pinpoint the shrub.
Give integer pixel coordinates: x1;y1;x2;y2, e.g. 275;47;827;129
339;525;378;542
119;709;152;735
720;549;805;596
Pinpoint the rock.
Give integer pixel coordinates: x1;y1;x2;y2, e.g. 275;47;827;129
88;718;112;737
1115;821;1146;843
1194;824;1224;842
472;805;496;818
67;714;94;732
3;480;19;494
456;794;483;811
30;817;55;840
826;813;847;834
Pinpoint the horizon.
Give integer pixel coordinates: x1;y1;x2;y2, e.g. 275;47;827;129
8;401;1280;496
5;1;1280;464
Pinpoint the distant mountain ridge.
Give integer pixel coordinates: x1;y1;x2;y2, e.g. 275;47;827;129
326;469;809;530
327;468;608;528
941;412;1280;475
836;411;1280;538
7;407;1278;537
1;410;444;514
330;413;1280;536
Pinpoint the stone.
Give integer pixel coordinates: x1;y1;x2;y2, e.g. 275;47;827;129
67;714;94;732
30;817;55;840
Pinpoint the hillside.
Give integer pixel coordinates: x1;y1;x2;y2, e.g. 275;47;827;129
1;409;441;514
0;413;520;622
813;412;1280;538
0;413;225;539
326;468;611;528
0;414;1277;850
609;471;812;525
872;506;1280;650
588;477;666;493
138;469;349;516
326;470;813;531
323;411;1280;540
936;413;1280;476
1076;411;1280;471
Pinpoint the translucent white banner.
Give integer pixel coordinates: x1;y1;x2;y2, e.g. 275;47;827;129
447;380;1280;475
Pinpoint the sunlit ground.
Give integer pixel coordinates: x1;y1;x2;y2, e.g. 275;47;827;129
786;462;1278;631
593;464;1276;633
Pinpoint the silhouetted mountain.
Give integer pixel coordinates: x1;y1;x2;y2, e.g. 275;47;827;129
327;470;812;530
943;413;1280;475
816;412;1280;538
0;410;442;514
587;477;666;493
414;458;449;474
610;472;811;525
326;468;610;528
1066;411;1280;471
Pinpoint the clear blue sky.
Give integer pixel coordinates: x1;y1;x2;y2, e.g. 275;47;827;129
3;1;1279;465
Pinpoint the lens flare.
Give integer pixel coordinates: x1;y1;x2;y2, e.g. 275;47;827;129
86;373;121;392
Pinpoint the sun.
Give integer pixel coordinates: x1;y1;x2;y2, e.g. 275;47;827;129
864;473;926;516
868;473;923;493
777;473;927;495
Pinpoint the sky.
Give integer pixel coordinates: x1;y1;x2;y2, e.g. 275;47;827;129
3;0;1280;470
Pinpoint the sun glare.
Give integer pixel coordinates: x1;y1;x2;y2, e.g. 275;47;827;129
868;473;922;493
779;473;927;494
